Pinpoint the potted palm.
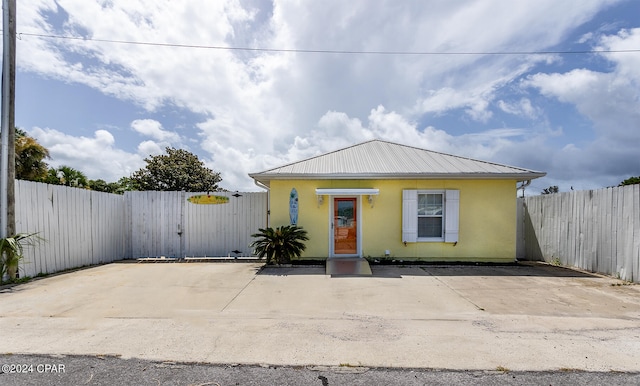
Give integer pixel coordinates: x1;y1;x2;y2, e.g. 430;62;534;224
250;225;309;265
0;232;40;281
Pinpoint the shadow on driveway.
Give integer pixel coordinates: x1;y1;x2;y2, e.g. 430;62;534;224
257;261;599;279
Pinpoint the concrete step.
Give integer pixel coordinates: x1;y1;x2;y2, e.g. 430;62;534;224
326;257;372;276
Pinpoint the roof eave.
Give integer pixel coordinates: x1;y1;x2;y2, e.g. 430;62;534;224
249;172;547;184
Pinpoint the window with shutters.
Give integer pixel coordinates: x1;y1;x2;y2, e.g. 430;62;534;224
418;192;444;239
402;189;459;243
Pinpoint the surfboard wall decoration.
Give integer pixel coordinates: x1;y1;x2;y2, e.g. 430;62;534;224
289;188;298;225
187;194;230;205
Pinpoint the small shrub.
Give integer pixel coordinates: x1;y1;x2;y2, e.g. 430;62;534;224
0;232;42;281
250;225;309;265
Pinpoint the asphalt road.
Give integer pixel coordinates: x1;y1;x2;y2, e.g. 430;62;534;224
1;354;640;386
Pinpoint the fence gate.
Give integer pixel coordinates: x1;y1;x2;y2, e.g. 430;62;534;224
126;191;268;258
126;191;185;258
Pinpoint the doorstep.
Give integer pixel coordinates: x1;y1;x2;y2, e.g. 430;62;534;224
326;257;372;277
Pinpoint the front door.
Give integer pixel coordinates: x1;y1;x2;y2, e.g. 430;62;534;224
333;197;357;255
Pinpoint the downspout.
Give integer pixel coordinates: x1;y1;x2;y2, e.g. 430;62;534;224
254;179;269;191
516;179;531;261
517;180;531;198
254;179;270;228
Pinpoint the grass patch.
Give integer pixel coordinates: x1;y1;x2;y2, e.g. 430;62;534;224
611;281;635;286
1;264;98;286
1;275;32;285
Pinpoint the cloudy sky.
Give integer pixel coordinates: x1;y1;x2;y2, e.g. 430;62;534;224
10;0;640;193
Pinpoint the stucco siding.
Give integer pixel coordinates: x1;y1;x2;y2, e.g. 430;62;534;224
269;179;517;262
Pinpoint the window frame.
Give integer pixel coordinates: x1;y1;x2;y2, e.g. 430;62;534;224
417;190;445;242
402;189;459;244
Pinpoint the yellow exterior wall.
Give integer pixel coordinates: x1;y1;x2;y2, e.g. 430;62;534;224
268;179;518;263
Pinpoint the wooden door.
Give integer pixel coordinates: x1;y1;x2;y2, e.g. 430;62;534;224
333;197;357;255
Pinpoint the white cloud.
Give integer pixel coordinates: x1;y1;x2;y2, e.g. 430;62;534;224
137;140;164;157
29;127;145;181
521;27;640;188
497;98;540;119
282;107;427;164
17;0;637;191
597;28;640;82
525;29;640;143
131;119;181;144
280;106;533;175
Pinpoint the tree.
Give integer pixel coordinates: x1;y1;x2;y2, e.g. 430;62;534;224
541;186;559;195
619;176;640;186
15;128;50;182
58;166;88;188
87;176;138;194
43;168;61;185
44;166;88;188
250;225;309;265
114;176;138;194
131;147;222;192
88;179;113;193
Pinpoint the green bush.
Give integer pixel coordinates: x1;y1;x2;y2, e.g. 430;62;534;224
250;225;309;265
0;232;41;281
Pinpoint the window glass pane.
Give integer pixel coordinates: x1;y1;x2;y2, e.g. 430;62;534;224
418;194;427;215
418;194;443;215
427;194;443;215
418;217;442;238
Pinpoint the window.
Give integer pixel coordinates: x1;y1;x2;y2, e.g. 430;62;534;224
418;193;443;238
402;190;459;243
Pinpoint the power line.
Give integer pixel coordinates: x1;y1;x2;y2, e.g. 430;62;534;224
17;32;640;56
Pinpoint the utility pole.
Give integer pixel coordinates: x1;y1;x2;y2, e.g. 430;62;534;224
1;0;16;238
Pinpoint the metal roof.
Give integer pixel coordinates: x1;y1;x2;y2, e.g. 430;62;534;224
249;139;546;186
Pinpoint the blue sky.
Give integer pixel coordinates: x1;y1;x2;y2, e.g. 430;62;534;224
8;0;640;192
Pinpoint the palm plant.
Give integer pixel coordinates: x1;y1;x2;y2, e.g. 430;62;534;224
57;165;88;188
0;232;41;281
250;225;309;264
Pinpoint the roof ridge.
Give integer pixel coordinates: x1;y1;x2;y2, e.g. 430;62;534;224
251;139;381;174
249;139;546;179
374;139;540;173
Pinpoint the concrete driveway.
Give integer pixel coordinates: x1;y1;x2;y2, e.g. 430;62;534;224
1;262;639;371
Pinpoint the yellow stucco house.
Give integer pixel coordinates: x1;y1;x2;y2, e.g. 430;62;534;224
249;139;545;263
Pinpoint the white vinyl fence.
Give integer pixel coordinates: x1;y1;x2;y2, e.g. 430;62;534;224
125;191;268;258
12;181;268;279
15;180;126;278
183;191;268;258
125;191;184;259
518;184;640;282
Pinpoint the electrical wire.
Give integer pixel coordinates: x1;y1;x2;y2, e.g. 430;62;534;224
17;32;640;56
